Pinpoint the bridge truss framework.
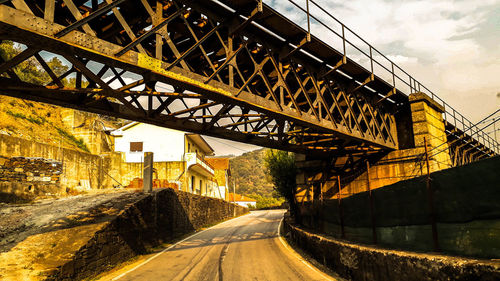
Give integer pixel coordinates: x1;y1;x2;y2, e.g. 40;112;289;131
0;0;496;177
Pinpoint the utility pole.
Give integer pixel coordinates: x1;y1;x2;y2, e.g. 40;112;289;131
233;178;236;216
366;161;377;245
337;175;345;239
143;152;153;193
424;137;440;252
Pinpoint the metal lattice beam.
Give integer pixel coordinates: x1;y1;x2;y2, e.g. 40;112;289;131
0;0;493;171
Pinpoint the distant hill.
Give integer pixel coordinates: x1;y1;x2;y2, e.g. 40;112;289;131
229;148;275;197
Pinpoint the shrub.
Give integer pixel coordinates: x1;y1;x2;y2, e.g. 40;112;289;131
55;127;90;152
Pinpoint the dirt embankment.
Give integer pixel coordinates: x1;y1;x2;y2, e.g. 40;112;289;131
0;189;146;281
0;190;142;253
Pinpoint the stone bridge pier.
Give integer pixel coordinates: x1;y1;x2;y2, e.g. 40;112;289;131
295;92;452;203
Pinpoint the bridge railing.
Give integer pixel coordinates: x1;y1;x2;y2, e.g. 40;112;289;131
267;0;499;154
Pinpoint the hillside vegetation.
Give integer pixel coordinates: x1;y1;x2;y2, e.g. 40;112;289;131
229;149;285;208
0;96;91;152
0;40;93;151
0;41;124;153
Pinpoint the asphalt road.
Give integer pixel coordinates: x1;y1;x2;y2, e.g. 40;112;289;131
114;210;334;281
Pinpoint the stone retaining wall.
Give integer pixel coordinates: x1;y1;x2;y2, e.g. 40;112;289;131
0;134;119;194
0;156;65;202
0;156;62;183
52;188;248;281
283;218;500;281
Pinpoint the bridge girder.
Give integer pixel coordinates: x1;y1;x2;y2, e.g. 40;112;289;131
0;0;400;161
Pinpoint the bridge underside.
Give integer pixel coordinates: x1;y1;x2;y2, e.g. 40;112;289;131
0;0;496;177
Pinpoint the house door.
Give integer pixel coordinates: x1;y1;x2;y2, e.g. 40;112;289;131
191;176;195;193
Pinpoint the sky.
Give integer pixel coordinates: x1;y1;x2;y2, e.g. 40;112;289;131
203;0;500;156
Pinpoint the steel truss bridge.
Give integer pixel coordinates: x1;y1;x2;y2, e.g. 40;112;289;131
0;0;497;175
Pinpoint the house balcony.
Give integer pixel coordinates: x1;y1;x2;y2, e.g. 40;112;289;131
185;153;215;177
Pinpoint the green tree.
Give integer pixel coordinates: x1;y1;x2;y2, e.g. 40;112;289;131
0;41;90;152
264;150;299;219
0;41;70;85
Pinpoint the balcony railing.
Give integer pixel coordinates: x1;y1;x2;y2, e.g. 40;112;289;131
185;152;215;175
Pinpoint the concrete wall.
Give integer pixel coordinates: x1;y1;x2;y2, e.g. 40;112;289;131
54;188;248;280
0;133;222;200
116;160;186;189
343;92;452;195
297;156;500;259
60;109;114;155
283;219;500;281
0;134;119;192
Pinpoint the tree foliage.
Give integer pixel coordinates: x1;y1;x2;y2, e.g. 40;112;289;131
0;41;68;84
0;41;85;87
229;149;275;197
263;150;297;203
248;194;285;209
0;41;91;152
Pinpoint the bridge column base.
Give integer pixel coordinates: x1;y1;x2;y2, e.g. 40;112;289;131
295;92;454;201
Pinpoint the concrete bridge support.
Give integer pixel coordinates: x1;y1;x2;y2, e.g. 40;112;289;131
296;92;453;202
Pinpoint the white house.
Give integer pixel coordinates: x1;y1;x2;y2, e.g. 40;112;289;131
111;122;223;197
227;193;257;208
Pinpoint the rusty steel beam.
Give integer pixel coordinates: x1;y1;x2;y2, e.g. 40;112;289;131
0;2;399;154
21;0;500;177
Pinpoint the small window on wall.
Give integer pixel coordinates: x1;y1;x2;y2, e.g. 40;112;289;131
130;142;143;152
188;143;191;152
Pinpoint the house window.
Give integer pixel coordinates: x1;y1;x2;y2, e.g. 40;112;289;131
130;142;143;152
188;143;191;152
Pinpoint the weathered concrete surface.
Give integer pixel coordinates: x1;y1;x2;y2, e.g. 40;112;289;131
0;189;247;281
0;133;192;200
284;218;500;281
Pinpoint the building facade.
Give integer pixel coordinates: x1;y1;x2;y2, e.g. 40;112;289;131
112;122;221;197
205;157;232;200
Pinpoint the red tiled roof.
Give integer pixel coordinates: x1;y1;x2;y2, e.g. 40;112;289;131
205;158;230;170
226;193;256;202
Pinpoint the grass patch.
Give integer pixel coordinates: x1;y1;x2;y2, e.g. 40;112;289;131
26;115;44;125
6;110;46;125
55;127;90;152
6;110;26;119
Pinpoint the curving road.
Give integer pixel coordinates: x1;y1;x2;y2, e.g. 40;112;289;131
113;210;334;281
